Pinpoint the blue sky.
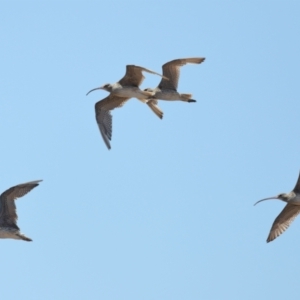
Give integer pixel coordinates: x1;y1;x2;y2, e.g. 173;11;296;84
1;1;300;299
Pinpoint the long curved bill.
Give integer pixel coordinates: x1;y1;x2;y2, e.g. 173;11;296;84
86;86;103;96
254;196;278;206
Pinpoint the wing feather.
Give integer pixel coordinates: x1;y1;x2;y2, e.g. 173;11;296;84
292;171;300;193
119;65;165;87
158;57;205;90
0;180;42;227
95;95;130;150
146;99;163;119
267;204;300;242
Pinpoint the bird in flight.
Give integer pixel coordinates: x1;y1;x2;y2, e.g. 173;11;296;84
86;65;166;149
254;172;300;242
143;57;205;119
0;180;42;242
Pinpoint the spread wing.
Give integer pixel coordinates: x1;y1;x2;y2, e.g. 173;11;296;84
0;180;42;228
146;99;163;119
267;203;300;242
292;171;300;193
158;57;205;91
95;94;130;150
118;65;165;87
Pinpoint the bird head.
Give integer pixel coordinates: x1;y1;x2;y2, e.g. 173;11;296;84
254;192;292;206
86;84;112;96
144;88;154;93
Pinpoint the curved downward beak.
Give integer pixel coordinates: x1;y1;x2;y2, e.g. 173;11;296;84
86;86;103;96
253;196;278;206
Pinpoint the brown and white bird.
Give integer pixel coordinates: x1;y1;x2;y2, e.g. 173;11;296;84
144;57;206;119
0;180;42;242
86;65;166;150
254;172;300;243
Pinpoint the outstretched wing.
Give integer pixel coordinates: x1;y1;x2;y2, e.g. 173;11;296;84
146;99;163;119
95;94;130;150
267;203;300;242
0;180;42;228
292;171;300;193
119;65;165;87
158;57;205;91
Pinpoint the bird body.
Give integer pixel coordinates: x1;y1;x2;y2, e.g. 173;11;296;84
111;85;154;100
87;65;165;149
286;193;300;204
255;172;300;242
146;88;193;102
0;180;42;242
88;83;154;100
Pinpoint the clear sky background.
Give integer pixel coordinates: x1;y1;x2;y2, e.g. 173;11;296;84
1;1;300;299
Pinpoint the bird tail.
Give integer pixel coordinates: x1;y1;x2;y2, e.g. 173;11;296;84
147;100;163;119
16;233;32;242
180;94;193;101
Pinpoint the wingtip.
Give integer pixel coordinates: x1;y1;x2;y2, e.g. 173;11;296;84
294;171;300;192
185;57;206;64
26;179;43;185
266;233;274;243
104;142;111;150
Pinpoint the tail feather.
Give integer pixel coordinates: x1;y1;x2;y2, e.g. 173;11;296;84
147;100;163;119
180;93;193;101
17;233;32;242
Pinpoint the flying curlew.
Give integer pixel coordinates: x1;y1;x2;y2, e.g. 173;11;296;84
254;172;300;243
0;180;42;242
86;65;166;149
144;57;206;119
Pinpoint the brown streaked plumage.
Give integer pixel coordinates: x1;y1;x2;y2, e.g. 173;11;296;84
254;172;300;243
0;180;42;242
87;65;166;149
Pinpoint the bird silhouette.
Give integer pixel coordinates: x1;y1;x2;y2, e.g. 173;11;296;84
144;57;205;119
87;65;166;149
255;172;300;242
0;180;42;242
